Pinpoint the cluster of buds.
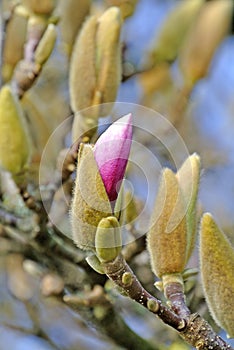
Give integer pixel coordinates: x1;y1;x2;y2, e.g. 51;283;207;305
2;1;57;97
71;114;132;272
69;6;122;142
147;154;201;293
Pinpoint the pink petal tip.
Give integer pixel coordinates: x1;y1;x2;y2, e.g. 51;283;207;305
94;114;133;204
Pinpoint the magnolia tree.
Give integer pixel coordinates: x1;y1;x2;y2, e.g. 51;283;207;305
0;1;233;350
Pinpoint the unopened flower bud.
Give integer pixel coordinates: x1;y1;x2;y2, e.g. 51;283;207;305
94;114;132;204
21;0;57;15
59;0;91;55
179;0;233;85
200;213;234;338
147;168;187;278
176;153;201;262
149;0;203;65
71;114;132;252
95;216;122;262
34;24;57;66
71;144;112;252
0;86;30;174
70;7;122;140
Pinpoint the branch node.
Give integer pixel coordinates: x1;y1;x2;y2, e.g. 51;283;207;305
147;298;159;313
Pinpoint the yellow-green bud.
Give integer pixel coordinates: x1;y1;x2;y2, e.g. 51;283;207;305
149;0;204;65
70;7;122;140
2;9;28;81
147;169;187;278
21;0;57;15
121;272;133;286
147;298;159;313
95;7;122;116
179;0;233;86
200;213;234;338
0;86;30;174
95;216;122;262
34;24;57;66
105;0;138;19
70;144;112;252
176;153;201;262
59;0;90;55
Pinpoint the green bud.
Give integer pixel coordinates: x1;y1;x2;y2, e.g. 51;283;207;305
34;24;57;66
21;0;57;15
176;153;201;262
69;15;97;114
95;216;122;262
95;7;122;116
59;0;90;55
70;144;112;252
147;169;187;278
147;298;159;313
105;0;138;19
0;86;30;174
149;0;203;65
200;213;234;338
123;190;140;224
2;9;28;81
70;7;122;140
121;272;133;286
179;0;233;85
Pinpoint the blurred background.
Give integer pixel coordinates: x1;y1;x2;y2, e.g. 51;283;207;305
1;0;234;349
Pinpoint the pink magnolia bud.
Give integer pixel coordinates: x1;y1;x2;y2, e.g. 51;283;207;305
94;114;132;204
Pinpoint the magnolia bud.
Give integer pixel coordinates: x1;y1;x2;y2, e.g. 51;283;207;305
149;0;203;65
95;7;122;115
200;213;234;338
70;7;122;140
95;216;122;262
105;0;138;19
2;9;28;81
147;169;187;278
71;144;112;252
94;114;132;204
0;86;30;174
179;0;233;85
59;0;90;55
21;0;57;15
69;15;97;114
34;24;57;66
176;153;201;262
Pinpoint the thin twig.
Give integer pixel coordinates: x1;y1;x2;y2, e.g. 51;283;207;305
103;254;233;350
104;254;185;330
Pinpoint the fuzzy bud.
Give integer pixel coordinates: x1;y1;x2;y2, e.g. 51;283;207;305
71;144;112;252
179;0;233;85
21;0;57;15
70;7;122;140
95;216;122;262
0;86;30;174
200;213;234;338
149;0;203;65
34;24;57;66
147;169;187;278
59;0;90;55
176;153;201;262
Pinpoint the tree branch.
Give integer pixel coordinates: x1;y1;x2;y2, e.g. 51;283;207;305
103;254;233;350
